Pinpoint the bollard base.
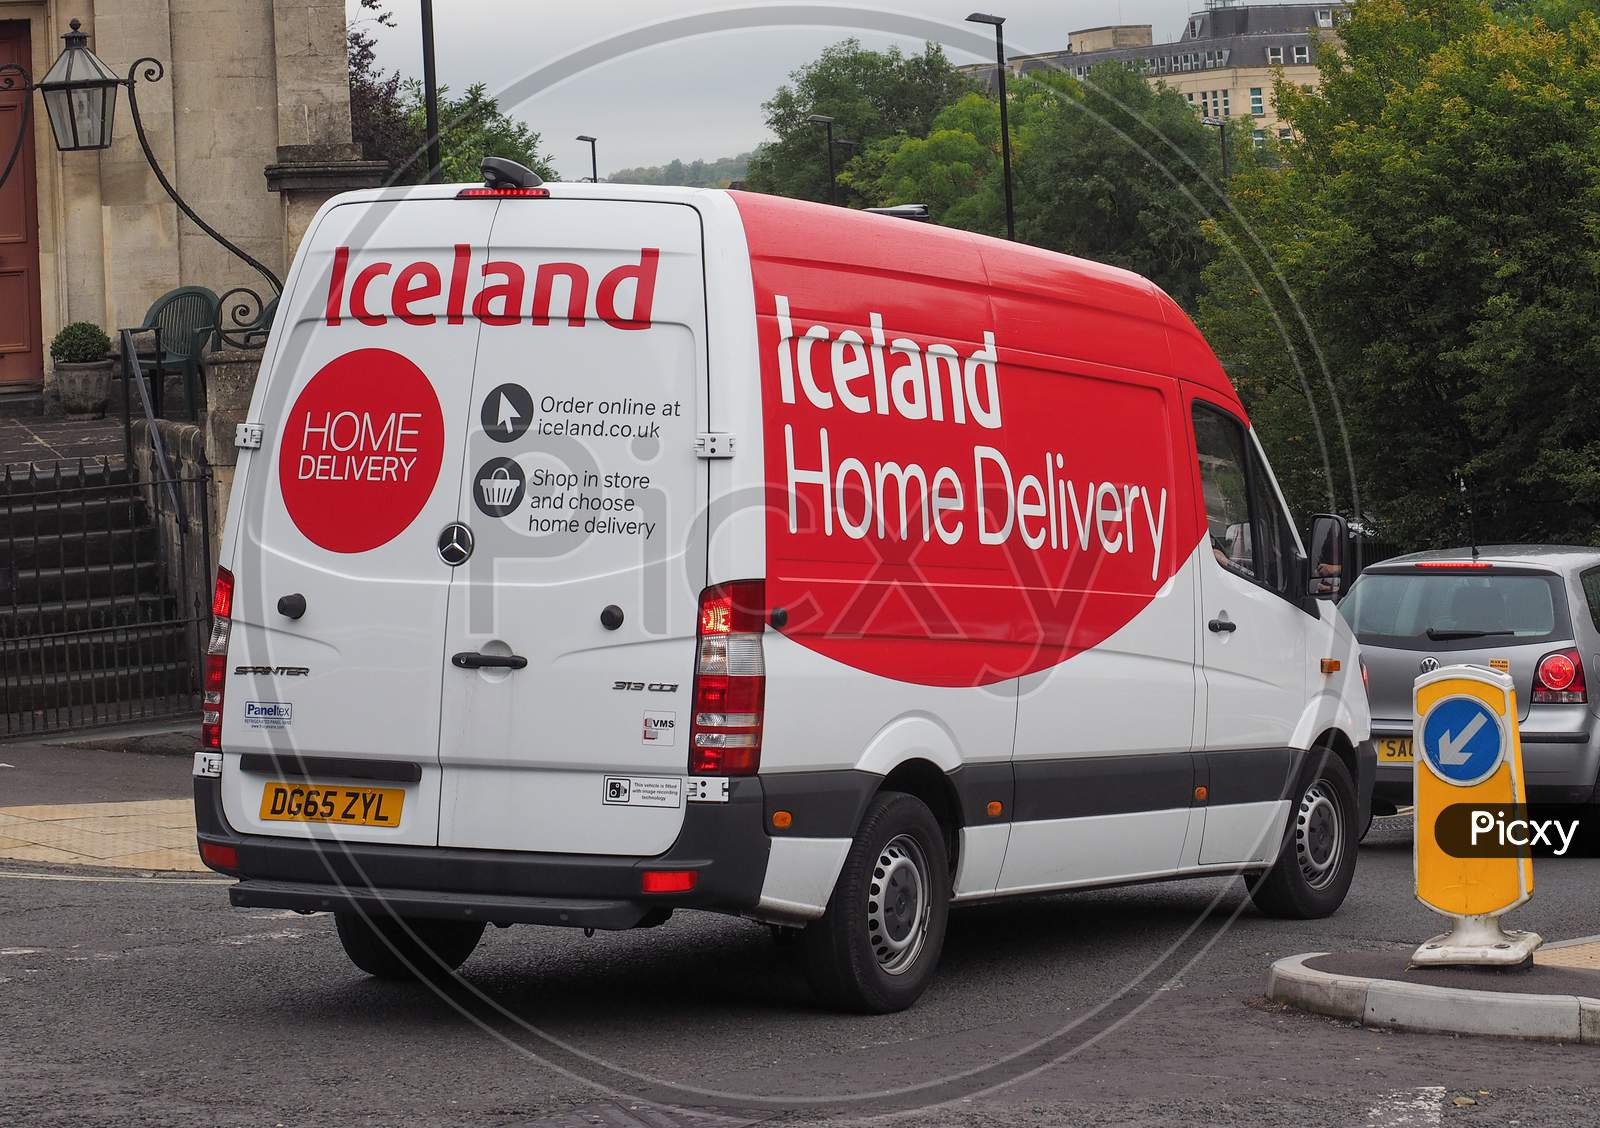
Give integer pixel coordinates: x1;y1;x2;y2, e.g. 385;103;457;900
1413;914;1543;967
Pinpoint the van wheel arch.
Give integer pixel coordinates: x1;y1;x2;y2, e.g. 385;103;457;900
877;758;962;877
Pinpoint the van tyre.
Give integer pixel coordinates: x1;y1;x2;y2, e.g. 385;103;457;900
335;912;485;981
1248;750;1359;919
802;791;950;1014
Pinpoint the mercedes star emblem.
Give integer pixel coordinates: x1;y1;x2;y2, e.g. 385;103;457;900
1419;656;1439;674
438;523;474;566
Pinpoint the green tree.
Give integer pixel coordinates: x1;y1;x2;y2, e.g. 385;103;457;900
1198;0;1600;546
406;82;556;184
851;64;1224;305
347;1;553;184
609;153;752;188
744;39;972;204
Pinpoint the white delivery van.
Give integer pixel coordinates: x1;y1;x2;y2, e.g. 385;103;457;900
194;159;1372;1013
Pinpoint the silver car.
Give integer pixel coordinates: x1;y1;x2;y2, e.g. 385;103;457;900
1339;545;1600;814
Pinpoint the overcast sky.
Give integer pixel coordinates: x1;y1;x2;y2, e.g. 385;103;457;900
353;1;1198;180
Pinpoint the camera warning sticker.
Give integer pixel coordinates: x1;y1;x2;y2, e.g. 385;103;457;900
602;775;683;808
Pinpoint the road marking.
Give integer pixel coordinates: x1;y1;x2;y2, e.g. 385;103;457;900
1365;1086;1444;1127
0;869;230;886
1436;713;1486;765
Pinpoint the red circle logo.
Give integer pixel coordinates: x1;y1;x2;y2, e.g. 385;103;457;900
278;349;444;553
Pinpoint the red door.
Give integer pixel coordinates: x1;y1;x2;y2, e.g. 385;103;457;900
0;21;42;389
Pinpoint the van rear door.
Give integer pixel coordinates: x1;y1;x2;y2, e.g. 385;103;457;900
436;199;708;856
221;199;492;846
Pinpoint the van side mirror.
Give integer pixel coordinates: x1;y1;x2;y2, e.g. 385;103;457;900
1307;513;1348;599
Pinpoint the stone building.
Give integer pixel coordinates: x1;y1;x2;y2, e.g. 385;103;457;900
964;2;1343;141
0;1;383;412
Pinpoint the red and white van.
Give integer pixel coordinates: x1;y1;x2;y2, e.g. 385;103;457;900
194;161;1372;1012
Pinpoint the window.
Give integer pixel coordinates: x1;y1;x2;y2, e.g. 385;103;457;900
1581;568;1600;632
1278;126;1293;140
1193;404;1299;595
1159;56;1169;73
1316;8;1334;28
1186;92;1195;103
1342;572;1565;651
1194;406;1255;580
1293;45;1310;63
1250;87;1264;115
1222;89;1231;114
1267;46;1284;65
1252;129;1266;147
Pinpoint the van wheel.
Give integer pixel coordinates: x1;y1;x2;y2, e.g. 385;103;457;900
802;791;950;1014
1248;750;1359;919
334;912;485;980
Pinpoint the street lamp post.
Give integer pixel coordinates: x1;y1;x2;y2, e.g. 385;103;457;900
0;19;280;340
967;12;1015;240
1201;115;1230;187
805;113;838;206
576;135;598;183
420;0;443;183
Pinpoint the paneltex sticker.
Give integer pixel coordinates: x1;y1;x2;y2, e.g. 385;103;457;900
243;701;293;730
602;776;683;809
641;710;676;746
1489;658;1510;673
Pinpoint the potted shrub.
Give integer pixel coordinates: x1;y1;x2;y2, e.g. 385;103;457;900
49;322;114;418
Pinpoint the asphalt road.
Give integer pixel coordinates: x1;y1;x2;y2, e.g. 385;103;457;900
4;750;1600;1127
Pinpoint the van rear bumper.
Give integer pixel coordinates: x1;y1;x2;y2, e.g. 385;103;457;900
194;775;771;929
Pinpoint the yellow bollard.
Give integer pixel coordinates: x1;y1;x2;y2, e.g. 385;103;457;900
1412;664;1541;965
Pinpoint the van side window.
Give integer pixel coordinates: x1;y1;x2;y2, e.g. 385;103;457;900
1192;404;1256;579
1246;445;1298;596
1581;568;1600;632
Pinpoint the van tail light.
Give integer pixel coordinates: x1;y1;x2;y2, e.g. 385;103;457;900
457;186;550;199
689;581;765;776
201;567;234;750
1532;648;1586;704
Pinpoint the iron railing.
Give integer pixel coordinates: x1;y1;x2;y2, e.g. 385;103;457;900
0;334;213;736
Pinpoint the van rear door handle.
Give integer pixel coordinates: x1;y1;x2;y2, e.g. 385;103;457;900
1208;618;1237;633
451;652;528;670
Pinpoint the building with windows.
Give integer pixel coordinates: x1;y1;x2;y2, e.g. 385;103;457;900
0;1;383;412
967;2;1342;144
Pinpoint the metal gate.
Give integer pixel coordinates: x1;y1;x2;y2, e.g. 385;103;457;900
1;454;212;736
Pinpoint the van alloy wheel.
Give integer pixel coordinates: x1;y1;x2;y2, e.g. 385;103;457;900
867;834;931;975
1295;778;1345;891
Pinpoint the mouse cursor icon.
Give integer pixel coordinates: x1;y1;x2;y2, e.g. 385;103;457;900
496;392;520;435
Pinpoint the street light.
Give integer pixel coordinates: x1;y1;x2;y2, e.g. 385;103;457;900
1201;115;1231;187
805;113;839;205
420;0;442;183
35;19;119;152
966;12;1015;240
576;135;598;183
0;17;281;338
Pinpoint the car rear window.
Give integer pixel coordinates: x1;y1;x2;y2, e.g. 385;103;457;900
1340;570;1568;651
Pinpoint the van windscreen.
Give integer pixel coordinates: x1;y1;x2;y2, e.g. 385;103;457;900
1339;571;1566;651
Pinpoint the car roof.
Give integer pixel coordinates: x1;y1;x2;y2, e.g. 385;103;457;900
1367;545;1600;573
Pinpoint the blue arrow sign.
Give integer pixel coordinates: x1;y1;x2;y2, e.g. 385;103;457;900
1420;696;1505;786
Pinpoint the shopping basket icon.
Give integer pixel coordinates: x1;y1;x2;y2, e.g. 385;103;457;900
479;467;520;508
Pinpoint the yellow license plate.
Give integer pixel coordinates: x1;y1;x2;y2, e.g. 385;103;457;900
259;781;403;827
1377;737;1413;763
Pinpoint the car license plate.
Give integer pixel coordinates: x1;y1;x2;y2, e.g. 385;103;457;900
1377;737;1413;764
258;782;403;827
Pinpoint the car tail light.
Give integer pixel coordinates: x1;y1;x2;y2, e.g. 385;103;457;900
1360;657;1370;699
457;186;550;199
1533;648;1586;704
201;567;234;750
640;869;698;894
688;580;765;776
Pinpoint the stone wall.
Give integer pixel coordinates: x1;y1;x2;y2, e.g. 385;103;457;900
129;416;214;623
